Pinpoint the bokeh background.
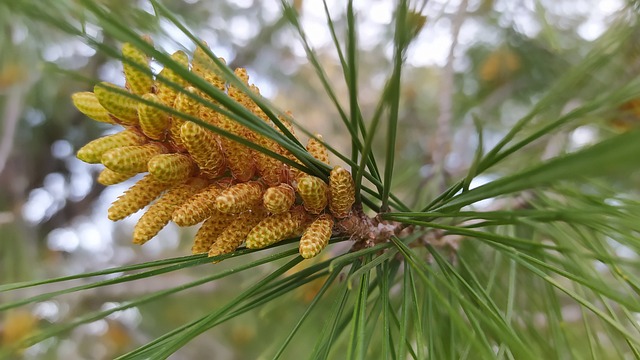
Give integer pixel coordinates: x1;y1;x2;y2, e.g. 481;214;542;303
0;0;637;358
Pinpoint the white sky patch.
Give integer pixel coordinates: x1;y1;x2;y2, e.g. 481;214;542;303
137;0;154;15
99;61;125;86
258;0;282;22
24;338;56;359
569;125;597;151
614;243;637;260
511;7;541;38
44;172;66;198
302;0;341;24
457;18;483;47
73;39;97;58
68;171;93;201
77;219;107;252
92;213;116;250
250;72;276;98
34;301;64;322
367;1;393;24
359;21;386;51
47;227;80;252
67;158;94;201
287;33;308;58
599;0;624;13
577;19;606;41
83;22;103;39
300;16;332;50
43;174;68;222
149;60;163;76
467;174;500;209
11;22;28;44
42;44;64;62
51;139;74;159
407;18;453;67
604;197;622;207
24;107;46;126
561;305;582;322
230;0;254;9
229;16;259;43
445;152;463;173
359;1;394;51
157;18;193;54
102;302;142;326
577;0;624;41
211;44;233;64
442;0;465;12
140;223;181;256
593;260;609;272
80;319;108;336
23;188;54;224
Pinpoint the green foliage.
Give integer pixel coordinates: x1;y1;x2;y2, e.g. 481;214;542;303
1;0;640;359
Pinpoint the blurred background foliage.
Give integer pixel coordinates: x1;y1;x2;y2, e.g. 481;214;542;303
0;0;640;359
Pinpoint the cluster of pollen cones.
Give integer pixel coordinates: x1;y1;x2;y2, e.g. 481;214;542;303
72;39;357;260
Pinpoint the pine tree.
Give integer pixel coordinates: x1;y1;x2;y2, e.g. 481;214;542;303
2;1;640;359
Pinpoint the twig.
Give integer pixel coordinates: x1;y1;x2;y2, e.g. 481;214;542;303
432;0;469;189
0;88;25;175
421;191;534;252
